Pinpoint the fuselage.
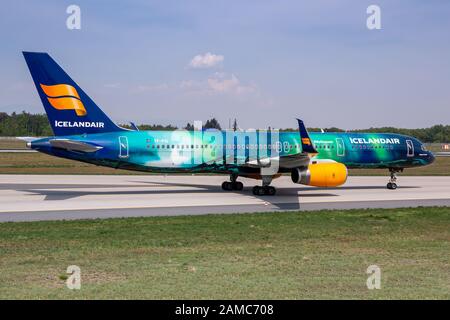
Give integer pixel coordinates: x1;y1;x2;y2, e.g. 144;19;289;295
30;130;435;176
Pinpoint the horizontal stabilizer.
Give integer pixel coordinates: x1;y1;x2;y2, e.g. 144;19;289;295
49;139;103;153
16;136;38;142
435;152;450;157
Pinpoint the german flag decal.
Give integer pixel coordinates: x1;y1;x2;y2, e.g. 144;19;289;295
40;84;86;116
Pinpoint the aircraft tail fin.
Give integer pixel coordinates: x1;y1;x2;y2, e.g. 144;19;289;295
22;52;124;136
296;118;318;154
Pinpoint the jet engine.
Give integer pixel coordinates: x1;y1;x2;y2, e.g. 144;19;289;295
291;162;348;187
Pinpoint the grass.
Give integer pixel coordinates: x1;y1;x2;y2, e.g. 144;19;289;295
0;139;27;149
0;207;449;299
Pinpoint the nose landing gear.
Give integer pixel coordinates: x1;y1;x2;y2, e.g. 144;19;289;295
387;168;402;190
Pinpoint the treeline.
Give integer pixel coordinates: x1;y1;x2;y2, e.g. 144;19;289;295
0;112;53;136
305;126;450;143
0;112;449;142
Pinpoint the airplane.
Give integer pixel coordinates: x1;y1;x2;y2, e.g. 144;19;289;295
22;52;435;195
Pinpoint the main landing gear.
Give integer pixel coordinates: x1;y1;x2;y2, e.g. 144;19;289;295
221;174;277;196
387;168;402;190
221;174;243;191
252;175;276;196
252;185;276;196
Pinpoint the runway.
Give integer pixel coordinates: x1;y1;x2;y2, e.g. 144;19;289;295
0;175;449;222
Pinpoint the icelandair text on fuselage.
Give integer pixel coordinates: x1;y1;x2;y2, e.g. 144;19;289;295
55;120;105;128
349;137;400;144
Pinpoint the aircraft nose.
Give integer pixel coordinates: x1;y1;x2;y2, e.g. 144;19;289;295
428;152;435;164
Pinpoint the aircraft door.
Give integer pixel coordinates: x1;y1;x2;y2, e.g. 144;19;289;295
119;136;129;158
406;139;414;157
336;138;345;157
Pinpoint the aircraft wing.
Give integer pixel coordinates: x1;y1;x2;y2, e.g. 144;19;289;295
49;139;103;153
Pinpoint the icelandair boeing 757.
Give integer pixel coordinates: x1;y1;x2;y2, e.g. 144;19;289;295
22;52;435;195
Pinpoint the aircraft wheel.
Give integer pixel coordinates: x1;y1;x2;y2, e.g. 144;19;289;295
267;186;276;195
252;186;276;196
252;186;260;195
387;182;397;190
222;181;232;191
223;181;243;191
233;182;244;191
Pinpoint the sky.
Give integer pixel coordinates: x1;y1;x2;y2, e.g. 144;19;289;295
1;0;449;129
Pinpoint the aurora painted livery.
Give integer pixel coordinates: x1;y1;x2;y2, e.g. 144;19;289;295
22;52;435;195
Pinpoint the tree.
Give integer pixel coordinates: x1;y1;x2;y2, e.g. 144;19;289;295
232;118;238;131
204;118;221;130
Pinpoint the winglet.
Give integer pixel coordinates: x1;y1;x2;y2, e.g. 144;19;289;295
296;118;318;154
129;122;140;131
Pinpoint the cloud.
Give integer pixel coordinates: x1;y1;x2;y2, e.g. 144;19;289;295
189;52;224;69
133;83;169;93
180;73;257;96
207;73;257;94
207;73;239;92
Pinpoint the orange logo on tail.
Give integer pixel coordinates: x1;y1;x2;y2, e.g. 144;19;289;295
302;138;311;145
40;84;86;116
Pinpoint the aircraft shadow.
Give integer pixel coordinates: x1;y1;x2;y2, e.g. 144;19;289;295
11;180;419;211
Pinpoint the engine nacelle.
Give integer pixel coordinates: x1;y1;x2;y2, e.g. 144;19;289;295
291;162;348;187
